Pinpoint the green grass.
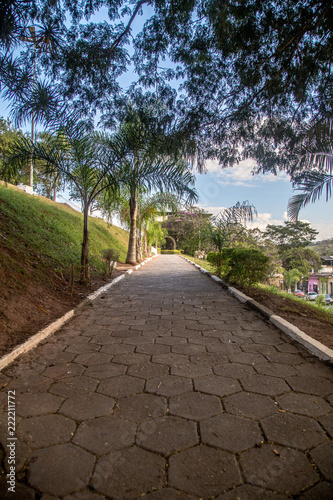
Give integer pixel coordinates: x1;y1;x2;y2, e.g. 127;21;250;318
183;255;333;321
182;255;215;273
255;283;333;317
0;182;129;280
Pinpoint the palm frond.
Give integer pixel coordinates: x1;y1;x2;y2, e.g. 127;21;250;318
288;171;333;221
298;119;333;173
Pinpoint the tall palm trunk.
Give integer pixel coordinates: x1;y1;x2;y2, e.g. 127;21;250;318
126;188;138;265
143;229;148;256
136;221;143;261
53;175;58;202
81;202;90;283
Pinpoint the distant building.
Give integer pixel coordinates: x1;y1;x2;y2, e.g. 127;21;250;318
308;256;333;295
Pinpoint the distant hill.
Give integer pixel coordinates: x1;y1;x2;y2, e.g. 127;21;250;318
0;182;129;354
309;238;333;256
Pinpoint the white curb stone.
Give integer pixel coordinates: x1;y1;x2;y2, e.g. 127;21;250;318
180;255;333;364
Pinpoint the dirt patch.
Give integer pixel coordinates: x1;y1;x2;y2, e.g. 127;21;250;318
239;286;333;350
0;265;127;357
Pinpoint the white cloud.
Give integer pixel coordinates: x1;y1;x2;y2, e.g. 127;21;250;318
198;204;285;231
306;222;333;241
247;213;284;231
204;159;290;187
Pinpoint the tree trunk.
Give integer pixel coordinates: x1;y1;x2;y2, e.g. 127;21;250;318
143;229;148;256
81;202;90;283
137;223;142;262
126;190;138;265
53;176;58;202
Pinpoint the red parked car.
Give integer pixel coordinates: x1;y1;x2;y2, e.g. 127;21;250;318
294;290;305;297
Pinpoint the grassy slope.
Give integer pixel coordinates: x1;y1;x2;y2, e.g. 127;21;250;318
0;182;130;353
0;182;129;282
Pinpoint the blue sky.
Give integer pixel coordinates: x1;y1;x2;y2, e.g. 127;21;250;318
1;5;332;241
195;160;333;241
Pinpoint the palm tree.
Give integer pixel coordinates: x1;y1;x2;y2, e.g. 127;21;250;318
288;119;333;221
8;125;124;283
106;109;198;265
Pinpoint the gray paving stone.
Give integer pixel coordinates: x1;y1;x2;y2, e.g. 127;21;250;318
171;343;206;355
49;375;98;397
319;411;333;438
264;351;305;365
113;393;167;422
190;352;229;366
169;391;222;421
216;484;286;499
136;415;198;455
73;415;136;454
28;443;95;496
4;373;53;394
228;352;267;365
224;392;278;419
310;441;333;482
17;414;76;449
261;413;327;451
1;255;333;498
241;374;290;396
168;446;242;497
286;375;333;396
145;374;192;396
213;363;256;379
298;481;333;499
4;438;31;473
64;492;105;500
84;362;127;379
255;362;299;378
112;352;151;365
135;343;170;355
65;343;101;354
97;374;145;398
240;444;319;495
136;488;198;499
296;361;333;379
276;392;332;417
16;393;64;417
193;374;241;397
152;352;189;365
171;362;213;378
0;481;35;500
73;352;112;366
127;362;169;379
59;393;114;420
41;362;85;378
200;413;263;452
92;447;165;499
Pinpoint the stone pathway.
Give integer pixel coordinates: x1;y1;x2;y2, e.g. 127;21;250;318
1;255;333;499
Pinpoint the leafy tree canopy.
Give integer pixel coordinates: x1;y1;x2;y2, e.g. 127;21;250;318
1;0;332;174
281;247;322;275
264;221;318;251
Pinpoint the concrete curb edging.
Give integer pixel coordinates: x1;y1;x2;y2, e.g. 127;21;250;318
0;255;158;371
181;256;333;364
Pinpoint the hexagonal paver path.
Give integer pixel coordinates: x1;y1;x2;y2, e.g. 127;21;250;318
0;255;333;499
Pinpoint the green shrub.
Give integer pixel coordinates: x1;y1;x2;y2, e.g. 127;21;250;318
206;252;219;264
207;248;234;277
226;248;270;286
316;294;326;305
161;249;183;254
101;248;120;276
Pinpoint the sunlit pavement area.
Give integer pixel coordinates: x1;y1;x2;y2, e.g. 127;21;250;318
1;255;333;499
